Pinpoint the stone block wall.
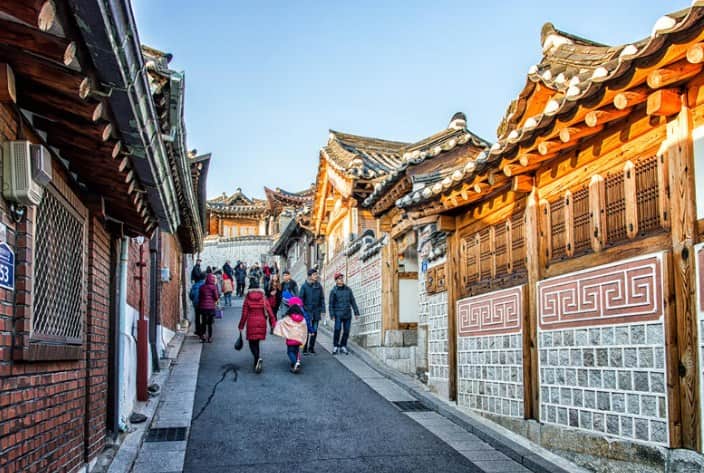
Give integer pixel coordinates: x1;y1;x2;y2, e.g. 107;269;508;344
456;286;525;418
537;253;669;446
350;254;382;347
427;287;449;398
201;236;274;269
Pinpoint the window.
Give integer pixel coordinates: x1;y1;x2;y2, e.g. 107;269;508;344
693;126;704;219
32;188;86;344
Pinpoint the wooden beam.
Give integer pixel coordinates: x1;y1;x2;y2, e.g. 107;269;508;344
0;18;73;66
623;161;638;239
518;152;556;167
511;175;533;194
503;162;540;177
537;139;573;156
0;63;16;103
686;42;704;64
613;86;649;110
0;44;88;98
665;98;700;450
118;156;130;173
589;174;606;252
558;124;603;143
523;190;540;420
0;1;56;32
437;215;455;232
18;84;103;122
647;89;681;117
446;229;459;402
585;107;630;127
647;60;702;89
32;115;112;145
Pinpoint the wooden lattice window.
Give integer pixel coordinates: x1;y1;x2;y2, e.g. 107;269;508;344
572;187;591;256
461;233;480;287
635;155;661;235
511;212;526;274
33;189;86;344
605;171;627;245
479;227;492;280
494;223;508;278
550;197;566;262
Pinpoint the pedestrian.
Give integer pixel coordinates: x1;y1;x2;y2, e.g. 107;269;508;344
271;261;280;276
188;274;206;338
222;272;234;307
268;274;282;321
238;279;276;373
198;273;219;343
298;268;325;354
281;270;298;296
249;262;263;289
328;272;360;355
235;262;247;297
273;299;313;373
263;262;272;292
190;258;203;283
223;260;234;279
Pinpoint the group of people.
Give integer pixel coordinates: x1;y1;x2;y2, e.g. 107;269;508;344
237;267;361;374
190;257;362;374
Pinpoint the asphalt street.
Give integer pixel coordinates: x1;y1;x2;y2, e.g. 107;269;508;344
183;299;480;473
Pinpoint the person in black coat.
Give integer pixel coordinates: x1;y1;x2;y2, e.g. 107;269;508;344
191;258;203;283
234;262;247;297
280;270;298;296
298;268;325;354
223;260;234;279
328;272;360;355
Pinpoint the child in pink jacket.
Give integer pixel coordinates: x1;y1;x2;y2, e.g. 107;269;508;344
273;297;310;373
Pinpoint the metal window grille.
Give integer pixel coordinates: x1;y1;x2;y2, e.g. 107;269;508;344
32;190;85;344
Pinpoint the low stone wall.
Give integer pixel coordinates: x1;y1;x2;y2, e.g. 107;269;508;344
456;285;525;418
424;260;449;399
200;236;274;269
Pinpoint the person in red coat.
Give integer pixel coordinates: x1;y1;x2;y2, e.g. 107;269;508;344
238;279;276;373
198;273;220;343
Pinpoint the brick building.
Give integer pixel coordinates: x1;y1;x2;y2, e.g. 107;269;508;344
0;2;207;472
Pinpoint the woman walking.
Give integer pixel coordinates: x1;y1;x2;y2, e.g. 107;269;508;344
198;273;219;343
238;280;276;373
222;272;234;307
268;274;282;315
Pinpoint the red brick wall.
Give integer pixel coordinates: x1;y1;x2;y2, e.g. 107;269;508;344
0;103;111;472
159;233;183;331
127;239;150;312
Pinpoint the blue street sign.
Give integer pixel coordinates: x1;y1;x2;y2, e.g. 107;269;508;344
0;242;15;291
421;260;428;273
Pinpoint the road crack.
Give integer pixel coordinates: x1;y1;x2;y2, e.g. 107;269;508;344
192;363;238;422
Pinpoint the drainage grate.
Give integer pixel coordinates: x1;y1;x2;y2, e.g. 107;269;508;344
144;427;188;442
393;401;432;412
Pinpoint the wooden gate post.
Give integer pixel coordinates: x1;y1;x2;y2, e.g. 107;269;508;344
523;188;542;420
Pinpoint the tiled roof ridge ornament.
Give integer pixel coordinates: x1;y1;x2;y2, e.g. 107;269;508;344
448;112;467;130
540;22;608;56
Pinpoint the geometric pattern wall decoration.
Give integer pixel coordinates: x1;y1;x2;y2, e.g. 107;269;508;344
457;285;523;337
539;254;663;330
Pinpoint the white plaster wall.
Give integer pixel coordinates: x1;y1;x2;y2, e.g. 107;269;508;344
201;237;274;269
120;304;153;424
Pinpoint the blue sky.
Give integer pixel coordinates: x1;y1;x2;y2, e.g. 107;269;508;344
131;1;689;200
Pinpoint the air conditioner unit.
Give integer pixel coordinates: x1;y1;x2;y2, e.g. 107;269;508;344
2;141;44;206
30;144;52;187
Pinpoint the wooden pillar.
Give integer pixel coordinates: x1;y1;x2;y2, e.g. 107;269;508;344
446;223;459;401
218;218;223;237
523;189;542;420
381;237;398;343
665;97;700;450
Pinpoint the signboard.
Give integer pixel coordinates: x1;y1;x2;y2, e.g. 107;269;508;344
0;242;14;291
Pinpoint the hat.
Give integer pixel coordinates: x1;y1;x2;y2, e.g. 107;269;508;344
307;268;318;276
334;272;344;280
288;296;303;307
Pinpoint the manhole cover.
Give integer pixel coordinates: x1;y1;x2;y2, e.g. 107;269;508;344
144;427;188;442
393;401;432;412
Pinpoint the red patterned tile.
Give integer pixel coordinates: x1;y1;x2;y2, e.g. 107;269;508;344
457;286;523;336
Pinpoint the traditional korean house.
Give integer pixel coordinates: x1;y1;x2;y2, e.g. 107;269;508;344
264;185;314;234
202;188;274;268
392;5;704;471
0;2;205;471
362;112;490;385
270;207;317;286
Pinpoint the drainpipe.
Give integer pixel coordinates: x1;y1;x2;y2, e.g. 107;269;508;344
136;239;148;402
117;237;129;431
149;229;160;372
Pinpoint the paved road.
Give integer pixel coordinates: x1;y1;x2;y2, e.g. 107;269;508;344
183;299;480;473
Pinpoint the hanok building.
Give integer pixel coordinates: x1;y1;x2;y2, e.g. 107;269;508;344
0;2;207;472
383;5;704;472
362;112;491;384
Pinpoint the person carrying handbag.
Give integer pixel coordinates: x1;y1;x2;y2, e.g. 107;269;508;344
238;279;276;373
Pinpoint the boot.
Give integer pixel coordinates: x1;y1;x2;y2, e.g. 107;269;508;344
308;333;317;354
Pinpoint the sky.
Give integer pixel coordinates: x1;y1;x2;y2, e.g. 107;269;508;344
131;1;690;200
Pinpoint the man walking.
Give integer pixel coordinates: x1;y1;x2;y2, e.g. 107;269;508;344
328;272;360;355
299;268;325;354
281;270;298;296
223;260;234;279
235;262;247;297
190;258;203;283
249;262;263;289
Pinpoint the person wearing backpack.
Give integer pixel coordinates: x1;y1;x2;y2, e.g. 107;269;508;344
189;274;206;339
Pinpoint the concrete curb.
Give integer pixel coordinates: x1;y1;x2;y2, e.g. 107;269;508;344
318;326;588;473
95;331;188;473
